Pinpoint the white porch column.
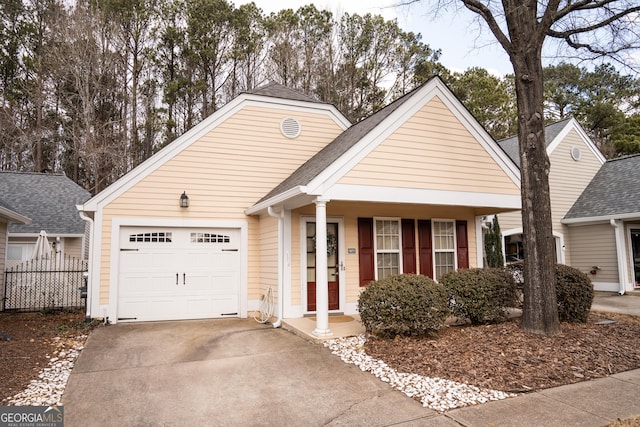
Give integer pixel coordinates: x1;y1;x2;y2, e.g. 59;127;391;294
611;219;630;294
313;198;332;337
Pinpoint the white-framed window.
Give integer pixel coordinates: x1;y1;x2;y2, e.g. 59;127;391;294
7;243;35;261
433;220;456;280
374;218;402;280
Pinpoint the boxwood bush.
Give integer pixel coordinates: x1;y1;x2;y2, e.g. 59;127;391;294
555;264;594;323
358;274;449;338
440;268;519;325
506;261;594;323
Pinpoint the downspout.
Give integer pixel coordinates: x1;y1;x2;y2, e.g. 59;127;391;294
610;219;627;295
78;210;94;321
267;206;284;328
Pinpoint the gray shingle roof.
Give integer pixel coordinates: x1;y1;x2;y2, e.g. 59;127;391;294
0;172;91;234
564;154;640;220
248;82;325;104
256;81;418;203
497;117;573;167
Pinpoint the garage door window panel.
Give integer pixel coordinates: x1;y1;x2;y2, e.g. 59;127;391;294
129;232;172;243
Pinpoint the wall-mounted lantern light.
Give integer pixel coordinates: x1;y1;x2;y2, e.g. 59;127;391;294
179;191;189;208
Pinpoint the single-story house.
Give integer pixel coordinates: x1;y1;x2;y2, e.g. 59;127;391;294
78;77;522;335
0;172;92;268
495;118;606;265
562;154;640;294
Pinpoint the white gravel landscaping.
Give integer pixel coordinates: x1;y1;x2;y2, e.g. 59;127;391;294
323;334;516;412
6;335;87;407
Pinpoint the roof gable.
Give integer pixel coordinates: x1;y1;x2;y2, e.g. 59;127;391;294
82;85;350;211
497;117;605;167
563;154;640;222
249;77;521;213
0;172;90;234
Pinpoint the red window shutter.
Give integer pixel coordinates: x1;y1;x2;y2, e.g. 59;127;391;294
402;219;416;274
456;220;469;269
418;220;433;279
358;218;375;286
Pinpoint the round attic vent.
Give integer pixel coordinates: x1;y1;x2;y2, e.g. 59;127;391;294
570;146;582;161
280;117;301;138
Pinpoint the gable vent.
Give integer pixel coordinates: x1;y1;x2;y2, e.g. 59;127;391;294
280;117;301;138
570;146;582;161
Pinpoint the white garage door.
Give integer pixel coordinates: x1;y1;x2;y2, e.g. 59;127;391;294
118;227;241;322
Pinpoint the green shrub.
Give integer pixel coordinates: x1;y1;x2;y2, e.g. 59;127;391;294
440;268;518;325
358;274;449;338
555;264;594;323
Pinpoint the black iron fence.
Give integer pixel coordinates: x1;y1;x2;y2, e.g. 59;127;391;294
2;255;88;311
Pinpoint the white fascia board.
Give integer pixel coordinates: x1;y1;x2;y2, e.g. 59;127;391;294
0;207;31;224
546;118;606;165
324;184;522;209
305;78;521;196
562;212;640;226
9;233;85;238
245;186;308;215
82;95;349;211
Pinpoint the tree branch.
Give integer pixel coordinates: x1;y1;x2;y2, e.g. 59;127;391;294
549;5;640;38
461;0;512;54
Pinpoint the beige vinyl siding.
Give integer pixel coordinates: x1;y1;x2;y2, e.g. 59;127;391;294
258;215;278;305
63;237;83;259
496;210;522;233
566;224;618;283
338;97;520;196
549;129;603;264
98;106;344;305
292;202;480;309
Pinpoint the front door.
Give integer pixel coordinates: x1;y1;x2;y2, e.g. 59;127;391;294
631;228;640;288
306;222;339;311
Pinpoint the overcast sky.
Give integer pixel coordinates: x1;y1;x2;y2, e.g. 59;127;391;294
236;0;514;76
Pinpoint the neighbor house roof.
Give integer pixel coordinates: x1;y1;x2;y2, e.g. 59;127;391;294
563;154;640;222
0;172;91;235
497;117;573;167
0;196;31;224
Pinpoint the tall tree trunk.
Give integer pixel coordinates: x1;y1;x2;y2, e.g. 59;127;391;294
510;35;560;335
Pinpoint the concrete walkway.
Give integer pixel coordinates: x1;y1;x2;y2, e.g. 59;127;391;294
62;292;640;426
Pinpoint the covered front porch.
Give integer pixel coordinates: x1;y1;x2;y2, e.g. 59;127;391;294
251;195;521;339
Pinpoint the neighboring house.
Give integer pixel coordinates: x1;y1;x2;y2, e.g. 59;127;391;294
78;78;522;335
0;197;31;273
495;117;606;266
562;154;640;294
0;172;92;268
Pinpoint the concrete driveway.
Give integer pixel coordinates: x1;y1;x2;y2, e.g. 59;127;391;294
62;319;440;426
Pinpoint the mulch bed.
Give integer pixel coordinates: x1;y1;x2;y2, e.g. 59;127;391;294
0;310;99;403
365;312;640;393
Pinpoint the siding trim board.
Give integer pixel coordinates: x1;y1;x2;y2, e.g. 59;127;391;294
325;184;521;209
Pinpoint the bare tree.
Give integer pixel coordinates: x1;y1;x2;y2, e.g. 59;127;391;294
406;0;640;335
